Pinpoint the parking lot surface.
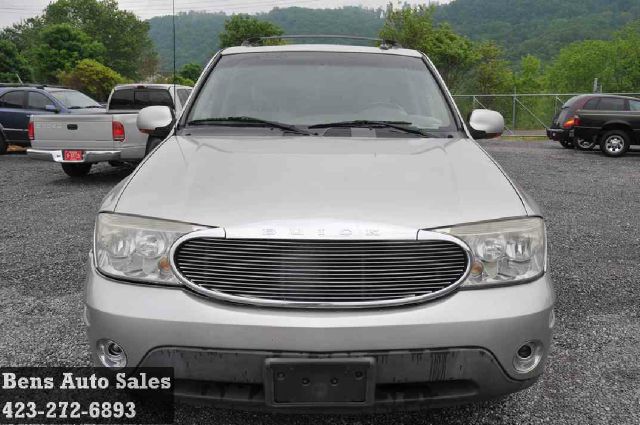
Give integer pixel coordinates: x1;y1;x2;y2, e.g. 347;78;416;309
1;141;639;424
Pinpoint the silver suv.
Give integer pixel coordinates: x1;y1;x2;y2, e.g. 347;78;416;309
86;40;555;412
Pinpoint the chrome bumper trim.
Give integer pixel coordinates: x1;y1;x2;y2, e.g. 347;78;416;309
27;149;121;163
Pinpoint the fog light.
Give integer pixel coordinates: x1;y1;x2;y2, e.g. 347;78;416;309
97;339;127;369
513;341;543;373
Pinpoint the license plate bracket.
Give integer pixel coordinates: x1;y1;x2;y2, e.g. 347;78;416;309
264;358;375;407
63;150;84;161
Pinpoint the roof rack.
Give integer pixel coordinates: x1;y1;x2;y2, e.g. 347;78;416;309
241;35;401;50
0;83;68;89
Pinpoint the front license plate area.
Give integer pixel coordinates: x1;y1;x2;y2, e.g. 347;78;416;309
264;358;375;407
63;150;84;161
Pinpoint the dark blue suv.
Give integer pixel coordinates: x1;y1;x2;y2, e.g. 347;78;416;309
0;84;104;154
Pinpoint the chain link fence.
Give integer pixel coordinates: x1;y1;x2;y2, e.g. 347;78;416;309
453;93;640;134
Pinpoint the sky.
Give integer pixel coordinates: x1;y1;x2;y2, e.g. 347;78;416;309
0;0;449;28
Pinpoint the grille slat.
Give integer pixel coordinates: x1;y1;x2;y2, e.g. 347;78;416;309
174;237;469;307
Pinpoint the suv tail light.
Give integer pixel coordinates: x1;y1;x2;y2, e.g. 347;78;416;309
28;121;35;140
562;116;581;129
112;121;125;142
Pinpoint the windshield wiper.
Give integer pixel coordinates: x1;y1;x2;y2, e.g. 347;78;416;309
187;116;312;136
309;120;435;137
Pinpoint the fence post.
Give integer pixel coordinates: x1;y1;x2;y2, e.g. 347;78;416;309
512;91;517;131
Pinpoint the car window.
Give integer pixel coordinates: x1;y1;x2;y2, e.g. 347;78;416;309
0;91;24;109
188;52;456;131
27;92;52;110
177;89;191;107
583;98;600;110
109;89;174;110
597;97;625;111
49;90;101;109
628;100;640;111
135;90;174;109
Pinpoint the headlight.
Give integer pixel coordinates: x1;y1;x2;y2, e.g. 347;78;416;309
94;213;206;285
435;217;546;287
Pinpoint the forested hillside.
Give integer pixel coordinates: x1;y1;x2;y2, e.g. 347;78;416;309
148;7;383;70
148;0;640;69
435;0;640;60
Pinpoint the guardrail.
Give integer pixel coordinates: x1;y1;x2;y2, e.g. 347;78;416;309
452;92;640;135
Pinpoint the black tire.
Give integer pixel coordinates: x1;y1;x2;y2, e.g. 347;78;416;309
61;163;92;177
145;137;164;156
573;137;597;151
0;135;7;155
599;130;630;157
559;139;573;149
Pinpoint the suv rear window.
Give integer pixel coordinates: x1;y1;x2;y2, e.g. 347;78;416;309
109;89;174;111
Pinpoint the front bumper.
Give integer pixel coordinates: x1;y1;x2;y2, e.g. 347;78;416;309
27;149;121;163
85;261;555;411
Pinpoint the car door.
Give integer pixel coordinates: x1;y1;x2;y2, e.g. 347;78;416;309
0;90;28;142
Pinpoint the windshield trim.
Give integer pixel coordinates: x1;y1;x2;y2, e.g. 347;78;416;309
179;50;464;133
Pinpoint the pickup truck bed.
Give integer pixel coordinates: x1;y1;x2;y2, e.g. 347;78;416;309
27;84;192;177
28;112;144;162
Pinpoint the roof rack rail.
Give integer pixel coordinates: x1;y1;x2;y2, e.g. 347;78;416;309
241;35;401;50
0;83;68;89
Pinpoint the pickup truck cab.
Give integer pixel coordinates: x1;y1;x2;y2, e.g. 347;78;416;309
0;84;104;154
27;84;192;177
573;95;640;157
87;41;554;412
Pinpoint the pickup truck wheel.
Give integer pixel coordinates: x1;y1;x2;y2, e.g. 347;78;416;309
61;163;92;177
600;130;630;157
574;137;597;151
0;136;7;155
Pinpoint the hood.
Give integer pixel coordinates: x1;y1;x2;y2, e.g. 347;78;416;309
112;135;527;235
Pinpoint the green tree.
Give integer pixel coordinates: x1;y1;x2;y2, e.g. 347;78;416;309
0;40;33;82
32;24;105;83
179;63;202;82
379;4;476;91
463;41;512;95
57;58;126;101
514;55;545;94
42;0;157;79
219;15;284;49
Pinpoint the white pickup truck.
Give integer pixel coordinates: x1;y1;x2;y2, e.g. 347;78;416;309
27;84;192;177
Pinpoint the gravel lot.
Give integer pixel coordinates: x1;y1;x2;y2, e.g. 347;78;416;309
1;141;639;424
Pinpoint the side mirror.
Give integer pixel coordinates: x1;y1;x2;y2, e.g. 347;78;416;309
45;104;59;113
137;106;174;138
468;109;504;139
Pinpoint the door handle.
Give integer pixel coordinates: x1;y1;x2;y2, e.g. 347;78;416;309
67;124;78;130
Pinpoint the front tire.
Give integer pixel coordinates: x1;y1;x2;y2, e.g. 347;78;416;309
559;139;573;149
574;137;597;151
61;163;92;177
600;130;630;157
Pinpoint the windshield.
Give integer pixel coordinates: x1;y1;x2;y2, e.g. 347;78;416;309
49;90;101;109
187;52;457;132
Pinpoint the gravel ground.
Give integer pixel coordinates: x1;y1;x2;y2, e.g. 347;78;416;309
1;141;639;424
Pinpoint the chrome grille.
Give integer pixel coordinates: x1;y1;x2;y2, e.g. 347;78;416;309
173;238;470;308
